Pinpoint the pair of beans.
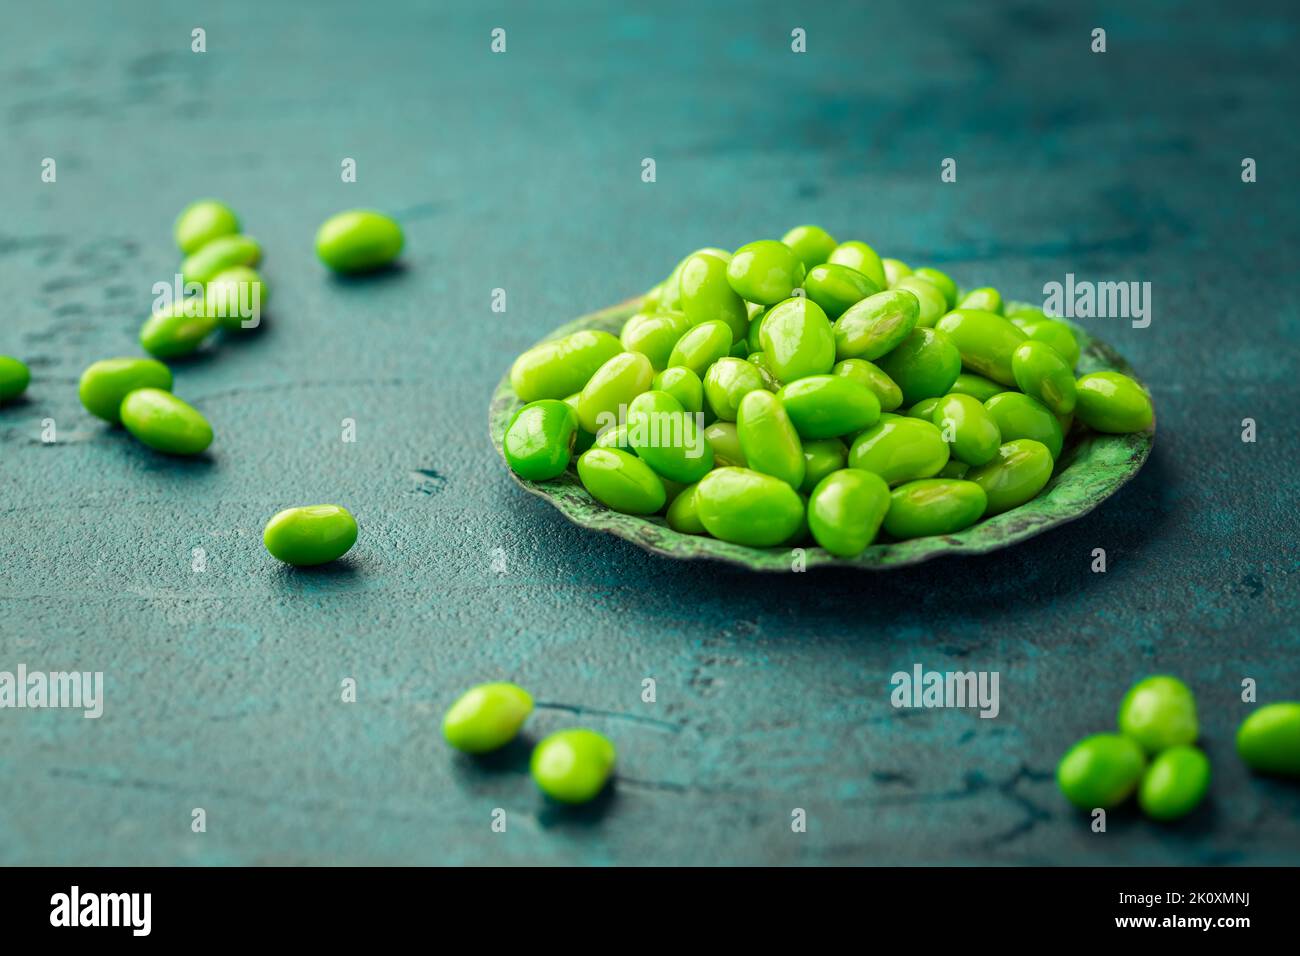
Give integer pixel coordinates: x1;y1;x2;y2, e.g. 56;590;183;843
504;227;1155;557
442;682;617;804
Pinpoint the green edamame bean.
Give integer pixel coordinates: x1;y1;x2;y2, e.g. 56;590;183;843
848;417;949;485
263;504;358;565
1138;746;1209;821
882;258;911;287
778;374;881;440
876;327;962;405
804;263;880;319
736;390;804;488
659;247;731;312
0;356;31;404
1117;674;1199;753
957;286;1003;314
442;682;533;754
504;399;578;480
531;728;616;804
833;358;902;411
181;234;262;285
627;390;713;483
759;297;836;382
594;423;632;450
666;482;706;534
808;469;891;557
745;306;770;353
173;199;239;254
907;397;942;420
696;467;804;547
799;438;848;495
937;459;970;479
827;240;885;288
781;224;838;271
511;330;622;402
910;267;958;308
119;388;213;455
932;393;1002;466
621;311;690;370
1057;733;1147;809
833;289;919;361
704;357;766;421
894;276;948;328
947;372;1003;403
1236;702;1300;776
747;350;782;390
139;299;218;358
966;438;1054;516
577;447;666;514
704;421;746;467
934;309;1028;385
1074;372;1154;434
883;479;987;539
727;240;805;305
667;320;733;377
681;252;749;342
314;209;403;274
204;265;268;331
984;392;1064;459
653;366;704;414
1018;317;1081;368
78;357;173;422
1012;341;1077;415
576;351;654;434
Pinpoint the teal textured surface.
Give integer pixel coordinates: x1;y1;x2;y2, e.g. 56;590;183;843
1;0;1297;864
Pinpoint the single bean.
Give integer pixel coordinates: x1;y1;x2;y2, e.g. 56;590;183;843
504;399;579;480
1236;702;1300;776
531;728;617;803
882;258;911;287
957;286;1003;314
895;276;949;327
876;327;962;405
759;297;836;382
932;393;1002;466
937;459;970;479
627;390;713;483
696;466;804;547
1057;733;1147;809
848;416;949;485
727;240;805;305
1018;317;1081;368
704;356;766;422
511;330;622;402
1013;340;1077;415
736;390;805;489
966;438;1054;515
442;682;533;754
827;240;885;288
575;351;654;434
653;365;704;414
883;479;987;539
947;372;1003;403
804;263;880;319
0;356;31;404
1116;675;1199;754
621;311;690;370
263;504;358;565
832;289;919;361
1074;371;1154;434
666;482;706;534
808;469;891;557
119;388;213;455
781;224;838;271
906;397;942;420
745;306;770;353
181;234;262;285
576;447;666;514
139;298;218;358
984;392;1064;459
1138;746;1210;821
778;374;881;440
799;438;848;495
658;247;731;312
594;422;633;450
174;199;239;254
704;421;747;467
909;267;958;308
666;319;733;376
680;252;749;342
833;358;903;411
314;210;403;273
934;309;1028;385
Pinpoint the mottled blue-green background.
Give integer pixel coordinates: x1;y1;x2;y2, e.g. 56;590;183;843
1;0;1297;865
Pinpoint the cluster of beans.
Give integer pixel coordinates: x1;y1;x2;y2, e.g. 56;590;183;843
1059;678;1300;820
442;682;616;804
504;226;1155;557
24;201;403;566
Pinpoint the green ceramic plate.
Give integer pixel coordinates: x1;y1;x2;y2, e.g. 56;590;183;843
490;297;1154;570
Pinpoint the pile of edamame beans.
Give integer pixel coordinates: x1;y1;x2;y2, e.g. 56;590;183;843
1;200;405;567
504;226;1155;557
1059;677;1300;820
